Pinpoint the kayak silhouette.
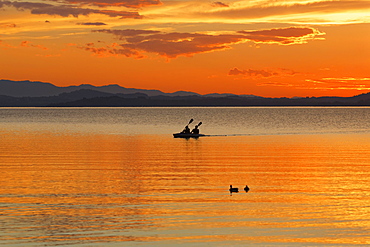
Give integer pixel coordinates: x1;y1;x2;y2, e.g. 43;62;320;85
173;119;205;138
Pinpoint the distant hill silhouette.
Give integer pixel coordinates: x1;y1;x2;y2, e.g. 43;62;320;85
0;79;200;97
0;79;369;106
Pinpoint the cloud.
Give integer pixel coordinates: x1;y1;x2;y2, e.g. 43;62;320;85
0;23;17;28
99;10;142;19
30;5;100;17
202;0;370;20
77;42;143;58
94;29;161;37
305;77;370;90
256;81;295;87
238;27;324;45
78;22;107;26
229;68;277;77
36;53;61;57
91;29;247;58
212;2;229;8
322;77;370;82
240;27;315;38
229;67;298;78
1;40;49;49
0;40;17;49
83;26;323;59
31;6;142;19
59;0;162;8
0;1;50;9
0;1;142;18
21;40;48;50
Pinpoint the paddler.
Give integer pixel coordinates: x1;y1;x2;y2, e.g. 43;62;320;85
191;125;199;134
181;125;191;134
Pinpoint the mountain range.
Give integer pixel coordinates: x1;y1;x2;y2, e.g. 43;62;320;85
1;79;370;106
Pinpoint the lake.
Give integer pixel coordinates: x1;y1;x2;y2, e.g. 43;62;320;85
1;107;370;246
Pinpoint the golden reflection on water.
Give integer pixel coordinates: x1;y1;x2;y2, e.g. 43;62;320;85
1;130;370;245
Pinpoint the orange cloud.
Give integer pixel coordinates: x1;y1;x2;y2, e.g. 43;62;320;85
238;27;324;45
203;0;370;20
229;67;298;78
257;81;295;87
77;42;143;58
305;77;370;91
60;0;162;8
94;29;161;37
0;23;17;28
36;53;61;57
1;40;49;50
0;40;17;49
21;41;48;50
85;27;323;58
92;29;246;58
99;10;142;19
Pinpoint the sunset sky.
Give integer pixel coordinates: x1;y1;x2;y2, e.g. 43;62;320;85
1;0;369;97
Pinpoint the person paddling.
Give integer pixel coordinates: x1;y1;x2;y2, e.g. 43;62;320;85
181;119;193;134
182;125;191;134
191;125;199;134
191;122;202;134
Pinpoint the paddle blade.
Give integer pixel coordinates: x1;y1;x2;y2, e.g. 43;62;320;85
197;122;202;126
188;119;194;124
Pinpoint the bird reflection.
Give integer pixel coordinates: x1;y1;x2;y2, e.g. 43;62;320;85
244;185;250;192
229;185;239;194
229;185;250;195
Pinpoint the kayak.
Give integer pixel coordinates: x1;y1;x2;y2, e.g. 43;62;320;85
173;133;206;138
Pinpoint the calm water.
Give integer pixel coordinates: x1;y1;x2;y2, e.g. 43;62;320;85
1;107;370;246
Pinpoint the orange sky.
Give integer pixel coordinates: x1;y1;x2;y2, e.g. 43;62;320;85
0;0;370;97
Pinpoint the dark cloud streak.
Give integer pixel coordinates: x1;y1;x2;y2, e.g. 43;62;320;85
59;0;162;8
78;22;107;26
0;0;142;18
229;67;298;78
212;2;229;8
94;29;162;37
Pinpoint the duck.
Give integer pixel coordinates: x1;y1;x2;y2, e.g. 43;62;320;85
229;185;239;193
244;185;250;192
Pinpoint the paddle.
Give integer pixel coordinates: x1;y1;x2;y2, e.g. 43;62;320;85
181;119;193;133
186;119;194;127
197;122;202;127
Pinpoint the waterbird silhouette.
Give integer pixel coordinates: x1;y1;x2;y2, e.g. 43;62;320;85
229;185;239;193
244;185;250;192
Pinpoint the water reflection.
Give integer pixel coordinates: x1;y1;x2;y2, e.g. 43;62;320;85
1;130;370;246
1;107;370;136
